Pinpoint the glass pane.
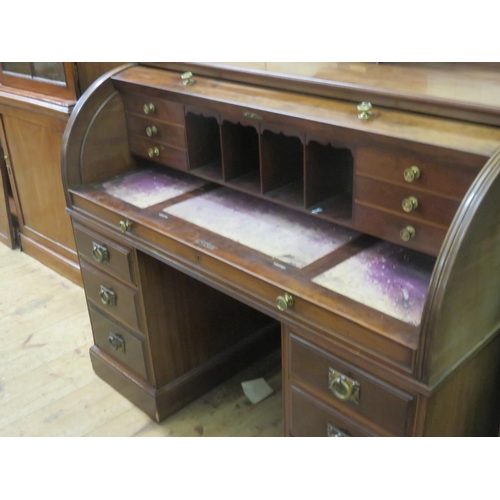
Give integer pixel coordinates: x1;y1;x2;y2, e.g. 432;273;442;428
2;62;31;76
32;62;66;82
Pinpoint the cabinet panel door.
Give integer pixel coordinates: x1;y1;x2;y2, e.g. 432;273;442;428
0;144;14;248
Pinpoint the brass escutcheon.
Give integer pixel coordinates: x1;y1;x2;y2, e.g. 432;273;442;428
276;293;294;312
328;368;360;404
92;242;109;263
404;166;420;183
143;103;155;115
402;196;418;213
146;125;157;137
327;423;349;437
400;225;416;242
119;220;132;234
357;101;373;120
181;71;195;85
99;286;116;306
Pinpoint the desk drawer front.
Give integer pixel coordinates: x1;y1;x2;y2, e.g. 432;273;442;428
356;147;480;199
289;333;414;436
89;306;148;380
125;114;187;150
121;92;185;125
73;223;135;285
354;203;446;256
81;261;142;333
128;134;189;172
354;175;460;228
290;388;376;437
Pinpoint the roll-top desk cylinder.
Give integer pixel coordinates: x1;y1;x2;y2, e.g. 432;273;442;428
61;63;500;435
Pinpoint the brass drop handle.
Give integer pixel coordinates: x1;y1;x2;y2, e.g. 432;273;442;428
402;196;418;213
99;286;116;306
143;103;155;115
147;147;160;158
92;242;109;263
404;166;420;183
181;71;195;85
108;332;125;352
119;219;132;233
400;225;416;242
146;125;157;137
276;293;294;312
327;423;349;437
357;101;372;120
328;368;360;404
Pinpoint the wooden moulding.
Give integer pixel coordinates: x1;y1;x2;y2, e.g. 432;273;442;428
419;147;500;386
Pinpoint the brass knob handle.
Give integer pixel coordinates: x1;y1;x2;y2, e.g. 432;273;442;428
400;225;416;242
99;286;116;306
143;103;155;115
276;293;294;312
108;332;125;352
181;71;195;85
357;101;372;120
328;368;360;404
147;147;160;158
146;125;158;137
404;166;420;183
402;196;418;213
119;220;132;233
92;242;109;263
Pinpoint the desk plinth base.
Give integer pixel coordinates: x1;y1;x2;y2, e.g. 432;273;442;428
90;323;280;422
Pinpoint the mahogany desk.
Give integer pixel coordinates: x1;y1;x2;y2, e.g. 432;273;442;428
61;63;500;436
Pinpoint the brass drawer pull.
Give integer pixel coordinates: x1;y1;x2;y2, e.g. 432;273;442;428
328;368;360;404
402;196;418;213
99;286;116;306
147;147;160;158
276;293;294;312
92;242;109;263
400;225;416;242
146;125;158;137
108;332;125;352
357;101;372;120
181;71;195;85
119;220;132;234
143;103;155;115
327;423;349;437
404;166;420;183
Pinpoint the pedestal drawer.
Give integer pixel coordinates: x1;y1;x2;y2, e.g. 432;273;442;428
290;387;377;437
289;333;415;436
89;306;148;380
81;260;142;334
73;222;135;285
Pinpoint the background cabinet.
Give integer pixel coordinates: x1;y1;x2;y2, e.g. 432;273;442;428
0;62;124;284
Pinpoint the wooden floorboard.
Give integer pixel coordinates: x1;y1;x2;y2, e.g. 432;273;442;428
0;244;283;437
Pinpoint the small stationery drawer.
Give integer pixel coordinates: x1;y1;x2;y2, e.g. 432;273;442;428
73;222;135;285
125;114;187;150
81;260;142;333
289;387;376;437
354;175;460;228
354;203;447;256
356;147;480;199
289;333;414;436
121;91;185;125
128;134;188;172
89;306;148;380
